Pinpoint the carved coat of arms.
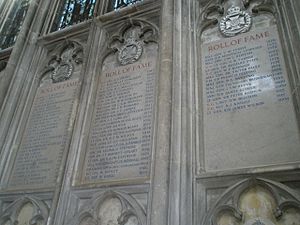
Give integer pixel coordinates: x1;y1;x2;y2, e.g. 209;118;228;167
219;6;252;37
118;38;143;65
51;63;73;83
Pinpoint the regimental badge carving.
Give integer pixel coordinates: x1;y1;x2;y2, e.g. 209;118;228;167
51;63;73;83
107;20;158;67
117;29;143;65
220;6;252;37
39;41;83;84
118;38;143;65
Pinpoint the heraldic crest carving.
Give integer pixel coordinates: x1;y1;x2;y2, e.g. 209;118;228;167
219;6;252;37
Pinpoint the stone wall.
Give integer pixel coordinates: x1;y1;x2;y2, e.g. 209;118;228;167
0;0;299;225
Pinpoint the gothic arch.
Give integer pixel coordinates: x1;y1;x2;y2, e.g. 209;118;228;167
68;190;146;225
202;178;300;225
0;196;49;225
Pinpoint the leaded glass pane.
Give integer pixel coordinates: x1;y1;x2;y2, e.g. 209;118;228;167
107;0;142;11
113;0;142;10
51;0;96;32
0;0;30;50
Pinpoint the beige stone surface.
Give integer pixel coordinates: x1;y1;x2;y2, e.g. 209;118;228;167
8;79;80;189
202;27;300;171
82;50;157;183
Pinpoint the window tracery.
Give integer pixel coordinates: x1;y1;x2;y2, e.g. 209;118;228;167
0;0;30;50
113;0;142;10
107;0;143;12
51;0;96;32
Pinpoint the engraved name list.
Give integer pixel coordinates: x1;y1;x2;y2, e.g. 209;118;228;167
9;79;80;189
83;58;156;182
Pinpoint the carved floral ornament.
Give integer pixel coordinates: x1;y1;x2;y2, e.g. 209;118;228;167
68;191;146;225
108;20;158;66
0;196;49;225
202;178;300;225
198;0;276;36
40;40;84;84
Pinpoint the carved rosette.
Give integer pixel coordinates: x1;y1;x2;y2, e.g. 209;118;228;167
219;6;252;37
202;178;300;225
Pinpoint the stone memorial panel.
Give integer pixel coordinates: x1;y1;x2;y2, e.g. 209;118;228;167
83;57;156;182
202;26;300;171
8;79;80;189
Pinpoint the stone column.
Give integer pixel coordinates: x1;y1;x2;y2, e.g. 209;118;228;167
0;0;43;145
149;0;173;224
0;0;51;182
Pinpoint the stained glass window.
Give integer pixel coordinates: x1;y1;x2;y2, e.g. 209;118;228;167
113;0;142;9
51;0;96;32
108;0;142;11
0;0;31;50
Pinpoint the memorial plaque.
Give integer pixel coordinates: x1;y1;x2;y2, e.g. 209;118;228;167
8;79;80;189
202;27;300;171
83;56;157;182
